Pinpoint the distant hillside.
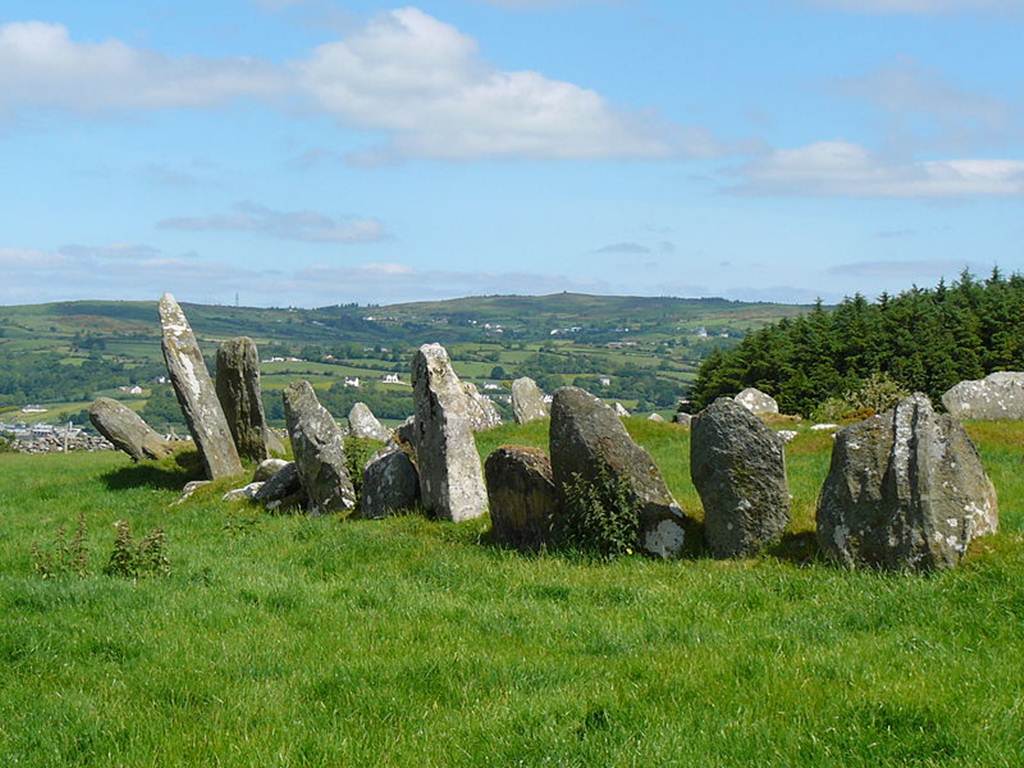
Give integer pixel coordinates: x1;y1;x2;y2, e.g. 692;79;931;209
0;292;808;422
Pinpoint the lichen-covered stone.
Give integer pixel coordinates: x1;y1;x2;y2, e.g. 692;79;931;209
215;336;275;462
941;372;1024;420
253;461;306;512
485;446;558;549
691;397;790;557
511;377;549;424
549;386;687;558
222;482;264;502
159;293;242;479
462;382;503;431
348;402;391;442
734;387;779;416
817;393;998;571
411;344;488;522
88;397;171;462
361;447;420;519
283;380;356;516
674;412;692;427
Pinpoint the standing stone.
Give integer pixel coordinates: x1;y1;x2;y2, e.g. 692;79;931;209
393;416;417;449
89;397;172;462
691;398;791;557
817;393;999;571
485;446;558;549
411;344;488;522
158;293;243;479
283;380;356;516
613;402;630;417
549;387;687;558
734;387;780;416
253;457;289;482
648;413;665;422
462;382;503;431
216;336;275;463
941;372;1024;420
511;377;549;424
348;402;391;442
674;412;692;427
361;447;420;519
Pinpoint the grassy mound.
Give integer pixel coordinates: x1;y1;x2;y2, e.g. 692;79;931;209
1;419;1023;766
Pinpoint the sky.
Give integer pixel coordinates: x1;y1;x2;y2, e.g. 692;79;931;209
1;0;1022;307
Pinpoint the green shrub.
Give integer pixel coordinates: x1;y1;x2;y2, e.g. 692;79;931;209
811;372;910;422
0;433;15;453
104;520;170;579
552;468;640;560
344;436;383;504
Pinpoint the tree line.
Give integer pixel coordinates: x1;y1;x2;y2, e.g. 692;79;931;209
690;270;1024;416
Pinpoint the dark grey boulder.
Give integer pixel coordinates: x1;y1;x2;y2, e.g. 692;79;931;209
817;393;999;571
283;380;356;516
485;446;558;549
511;377;549;424
941;372;1024;420
361;447;420;519
253;458;289;483
159;293;242;480
691;398;790;557
411;344;488;522
549;386;687;558
216;336;275;463
253;461;306;512
88;397;171;462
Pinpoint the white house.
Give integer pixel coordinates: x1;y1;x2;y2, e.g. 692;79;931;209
599;377;611;387
381;373;401;384
344;377;361;388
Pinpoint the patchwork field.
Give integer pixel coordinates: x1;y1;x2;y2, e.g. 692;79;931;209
1;419;1023;766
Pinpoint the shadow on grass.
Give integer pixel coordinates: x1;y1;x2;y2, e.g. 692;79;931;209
767;531;820;565
101;448;203;492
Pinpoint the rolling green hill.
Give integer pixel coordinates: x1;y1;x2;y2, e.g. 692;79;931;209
0;294;808;423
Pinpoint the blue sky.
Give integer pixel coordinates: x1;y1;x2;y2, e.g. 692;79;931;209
1;0;1022;306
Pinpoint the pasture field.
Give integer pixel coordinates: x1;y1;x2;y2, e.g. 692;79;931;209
1;419;1022;766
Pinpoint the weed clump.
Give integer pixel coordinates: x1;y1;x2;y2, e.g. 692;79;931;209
552;468;640;560
104;520;170;579
31;512;89;578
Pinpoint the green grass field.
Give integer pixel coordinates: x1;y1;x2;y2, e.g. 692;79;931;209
2;420;1023;766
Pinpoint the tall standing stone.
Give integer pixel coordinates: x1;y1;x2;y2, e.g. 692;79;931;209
549;387;688;558
511;377;549;424
690;397;790;557
283;380;356;516
158;293;242;479
216;336;275;463
411;344;488;522
88;397;172;462
817;393;999;571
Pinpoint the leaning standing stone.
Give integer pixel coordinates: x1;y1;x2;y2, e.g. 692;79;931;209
549;386;687;558
216;336;275;463
691;398;790;557
485;446;558;549
817;393;998;571
511;377;549;424
283;380;356;516
411;344;488;522
158;293;242;479
361;447;420;519
89;397;172;462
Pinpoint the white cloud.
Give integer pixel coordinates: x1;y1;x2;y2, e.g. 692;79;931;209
0;11;706;161
0;22;283;112
157;201;387;243
810;0;1023;13
734;141;1024;197
294;7;706;160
